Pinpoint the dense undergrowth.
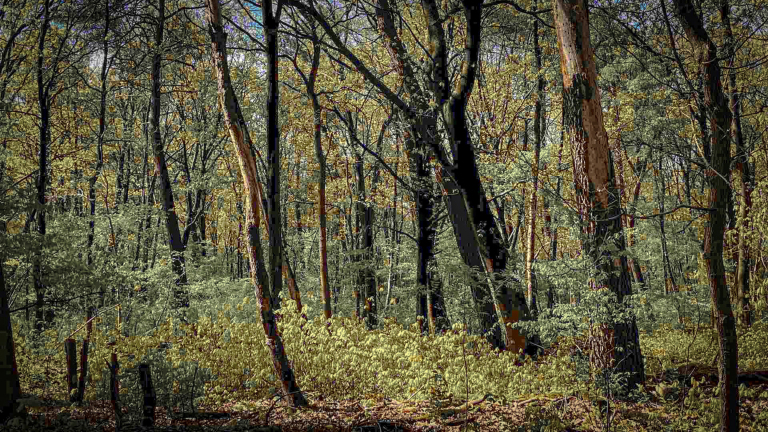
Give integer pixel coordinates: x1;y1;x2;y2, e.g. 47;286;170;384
10;298;768;431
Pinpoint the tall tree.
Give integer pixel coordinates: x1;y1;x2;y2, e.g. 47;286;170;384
552;0;645;394
264;0;285;316
86;0;111;312
287;0;535;353
205;0;308;408
151;0;189;316
525;0;546;318
669;0;739;429
719;0;753;327
289;28;333;320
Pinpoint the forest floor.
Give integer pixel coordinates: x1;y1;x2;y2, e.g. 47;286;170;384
6;362;768;432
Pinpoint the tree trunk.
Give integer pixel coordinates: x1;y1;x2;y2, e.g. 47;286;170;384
264;0;285;316
553;0;645;394
289;0;533;352
670;0;739;429
87;0;110;307
302;40;332;320
152;0;188;315
33;3;51;332
414;140;437;335
347;116;377;330
0;232;21;422
206;0;307;408
526;0;546;318
720;0;753;327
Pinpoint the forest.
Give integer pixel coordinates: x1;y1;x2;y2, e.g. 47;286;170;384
1;0;768;430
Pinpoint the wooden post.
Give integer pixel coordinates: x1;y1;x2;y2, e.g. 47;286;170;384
64;338;77;402
107;352;121;428
138;363;156;428
76;339;89;403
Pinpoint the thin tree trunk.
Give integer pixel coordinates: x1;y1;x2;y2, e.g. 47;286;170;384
151;0;188;315
720;0;753;327
88;0;110;311
301;39;332;320
526;0;546;318
33;2;51;331
669;0;738;429
206;0;307;408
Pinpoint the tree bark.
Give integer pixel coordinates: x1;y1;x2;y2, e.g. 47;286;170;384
671;0;739;429
526;0;546;318
264;0;285;316
87;0;110;313
720;0;753;327
151;0;189;315
347;113;377;330
288;0;533;352
552;0;645;394
206;0;307;408
302;39;332;320
33;1;51;332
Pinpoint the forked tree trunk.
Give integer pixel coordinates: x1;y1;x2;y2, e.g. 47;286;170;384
206;0;307;408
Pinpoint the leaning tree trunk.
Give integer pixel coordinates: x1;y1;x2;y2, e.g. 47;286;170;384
438;0;534;355
670;0;739;429
290;0;532;352
206;0;308;408
552;0;645;394
151;0;189;315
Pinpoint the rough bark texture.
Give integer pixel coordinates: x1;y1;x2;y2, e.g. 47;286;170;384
552;0;645;394
206;0;307;408
151;0;189;315
671;0;739;429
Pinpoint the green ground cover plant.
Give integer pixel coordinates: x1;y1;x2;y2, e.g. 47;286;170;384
9;296;768;431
